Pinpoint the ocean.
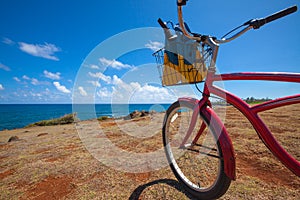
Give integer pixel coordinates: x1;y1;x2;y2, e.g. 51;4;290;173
0;104;171;131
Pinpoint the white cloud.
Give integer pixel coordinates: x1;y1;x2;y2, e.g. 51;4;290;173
31;78;40;85
22;75;30;80
83;63;101;70
19;42;61;61
112;75;124;86
53;82;71;93
2;37;15;45
112;75;141;92
109;75;176;103
97;87;112;98
29;91;42;97
88;80;101;87
90;64;100;70
0;84;4;90
145;41;163;52
88;72;111;84
88;72;178;103
78;86;88;96
21;76;49;86
13;77;21;82
99;58;132;70
133;84;176;102
0;63;11;71
21;75;47;85
44;70;61;80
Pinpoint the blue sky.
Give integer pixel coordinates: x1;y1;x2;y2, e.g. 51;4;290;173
0;0;299;104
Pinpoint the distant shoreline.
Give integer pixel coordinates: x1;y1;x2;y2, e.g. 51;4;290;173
0;104;171;131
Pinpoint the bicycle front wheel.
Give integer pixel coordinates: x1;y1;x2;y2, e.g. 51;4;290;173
162;101;231;199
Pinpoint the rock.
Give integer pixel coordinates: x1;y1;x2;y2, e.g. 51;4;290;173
8;136;20;142
140;110;150;117
37;133;48;137
130;110;141;119
123;115;131;120
124;110;150;120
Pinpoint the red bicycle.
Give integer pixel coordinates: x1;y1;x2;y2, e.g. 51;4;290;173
154;0;299;199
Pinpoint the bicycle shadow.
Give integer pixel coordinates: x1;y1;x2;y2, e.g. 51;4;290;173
129;178;195;200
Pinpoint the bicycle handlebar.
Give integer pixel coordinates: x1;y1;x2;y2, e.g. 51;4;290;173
177;0;187;6
175;1;298;44
157;18;168;29
246;5;297;29
265;5;297;24
177;4;201;41
157;18;174;40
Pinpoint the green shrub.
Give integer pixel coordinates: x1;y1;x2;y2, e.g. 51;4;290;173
26;113;77;127
97;116;110;121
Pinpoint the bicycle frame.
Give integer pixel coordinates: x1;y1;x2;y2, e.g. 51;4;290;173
213;71;300;174
180;71;300;179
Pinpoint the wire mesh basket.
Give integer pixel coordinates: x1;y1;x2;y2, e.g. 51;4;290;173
154;43;212;86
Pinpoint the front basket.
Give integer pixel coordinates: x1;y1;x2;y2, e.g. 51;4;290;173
153;44;211;86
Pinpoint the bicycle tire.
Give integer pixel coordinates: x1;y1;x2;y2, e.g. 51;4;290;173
162;101;231;199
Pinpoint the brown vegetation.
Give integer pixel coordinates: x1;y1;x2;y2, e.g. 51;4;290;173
0;105;299;199
26;113;77;127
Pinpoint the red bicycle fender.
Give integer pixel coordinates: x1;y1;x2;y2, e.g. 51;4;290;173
202;107;236;180
178;97;236;180
178;97;200;105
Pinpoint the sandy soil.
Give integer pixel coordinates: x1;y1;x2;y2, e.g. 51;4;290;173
0;105;299;199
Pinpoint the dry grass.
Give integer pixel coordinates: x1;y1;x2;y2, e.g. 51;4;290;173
26;113;77;127
0;105;299;199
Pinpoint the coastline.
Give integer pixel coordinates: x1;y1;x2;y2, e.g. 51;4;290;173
0;103;171;131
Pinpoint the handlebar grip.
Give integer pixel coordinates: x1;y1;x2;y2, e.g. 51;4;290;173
157;18;174;39
249;5;297;29
177;0;188;6
158;18;168;29
265;5;297;24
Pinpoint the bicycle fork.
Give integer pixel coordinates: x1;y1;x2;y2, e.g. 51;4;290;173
179;98;210;148
178;96;236;180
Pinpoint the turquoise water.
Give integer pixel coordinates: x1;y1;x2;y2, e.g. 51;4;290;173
0;104;170;131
